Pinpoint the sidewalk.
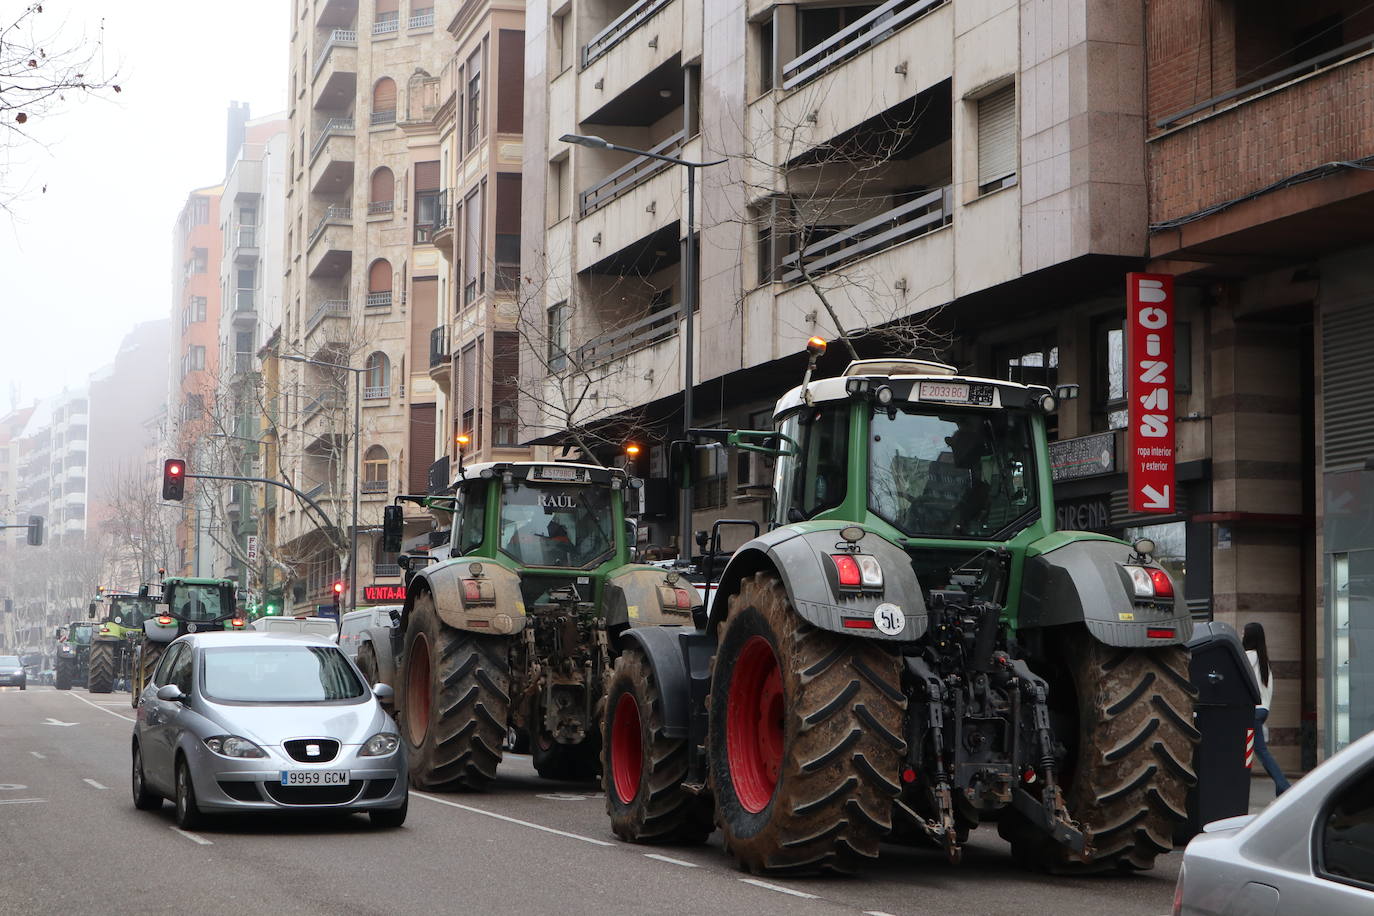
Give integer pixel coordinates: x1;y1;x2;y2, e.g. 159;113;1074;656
1247;774;1278;814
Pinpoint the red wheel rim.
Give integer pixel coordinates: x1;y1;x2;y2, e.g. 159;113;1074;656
726;635;784;813
405;632;431;746
610;691;643;803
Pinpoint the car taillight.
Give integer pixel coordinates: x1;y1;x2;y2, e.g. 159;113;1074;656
156;615;173;626
461;579;481;602
1147;568;1174;598
831;554;861;587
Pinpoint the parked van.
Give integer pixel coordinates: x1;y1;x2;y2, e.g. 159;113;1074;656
337;607;399;661
248;615;339;640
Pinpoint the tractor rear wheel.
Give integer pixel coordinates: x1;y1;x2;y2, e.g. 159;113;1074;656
54;655;74;691
708;572;905;875
357;642;380;687
88;641;115;693
603;648;711;844
400;591;509;791
133;640;166;707
1005;631;1199;872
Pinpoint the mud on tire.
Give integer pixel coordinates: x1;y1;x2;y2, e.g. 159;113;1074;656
708;572;906;875
1006;632;1199;872
88;641;116;694
603;648;712;844
401;591;510;791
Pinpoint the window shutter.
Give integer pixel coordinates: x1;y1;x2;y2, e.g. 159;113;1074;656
415;161;440;191
492;331;519;446
376;0;399;13
977;85;1017;188
369;259;392;293
373;78;397;112
408;404;435;494
496;30;525;134
370;168;393;203
1323;305;1374;469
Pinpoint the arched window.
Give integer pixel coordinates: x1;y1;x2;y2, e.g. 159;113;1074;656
367;259;392;308
362;445;389;493
369;167;394;215
365;351;390;397
371;77;397;125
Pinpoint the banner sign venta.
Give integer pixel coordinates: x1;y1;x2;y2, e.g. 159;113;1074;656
1126;273;1175;513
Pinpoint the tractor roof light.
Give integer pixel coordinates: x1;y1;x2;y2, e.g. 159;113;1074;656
156;615;174;626
229;618;246;628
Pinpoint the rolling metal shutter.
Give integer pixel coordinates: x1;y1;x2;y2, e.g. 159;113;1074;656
977;85;1017;188
408;404;436;495
1323;305;1374;470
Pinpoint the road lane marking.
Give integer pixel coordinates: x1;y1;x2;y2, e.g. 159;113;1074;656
864;911;900;915
0;784;28;790
83;778;108;790
42;717;78;727
170;827;213;845
738;879;819;899
412;791;614;847
30;752;45;759
0;798;47;805
68;691;136;722
644;853;699;868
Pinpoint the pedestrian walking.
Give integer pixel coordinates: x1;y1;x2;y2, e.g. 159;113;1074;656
1243;622;1291;795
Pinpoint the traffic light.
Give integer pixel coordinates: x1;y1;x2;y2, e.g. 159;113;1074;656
332;580;345;609
162;459;186;501
25;515;43;546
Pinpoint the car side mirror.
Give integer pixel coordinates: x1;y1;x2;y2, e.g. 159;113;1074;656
372;683;395;702
155;684;186;702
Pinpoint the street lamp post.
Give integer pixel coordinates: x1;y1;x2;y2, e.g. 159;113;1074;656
559;134;726;565
278;353;363;613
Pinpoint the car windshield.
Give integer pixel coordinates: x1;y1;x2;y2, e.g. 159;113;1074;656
68;624;94;645
201;645;365;703
869;407;1039;538
171;584;231;621
499;482;614;568
0;656;19;666
110;597;154;628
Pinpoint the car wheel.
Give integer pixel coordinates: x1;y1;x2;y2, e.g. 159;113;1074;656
175;759;204;829
132;745;161;811
369;793;408;828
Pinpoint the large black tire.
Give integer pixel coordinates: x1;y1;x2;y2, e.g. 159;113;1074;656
708;572;906;875
400;591;509;791
133;640;166;707
603;648;712;844
54;655;74;691
1006;633;1199;872
88;641;116;694
533;731;601;781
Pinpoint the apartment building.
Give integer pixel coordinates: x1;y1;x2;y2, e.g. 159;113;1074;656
275;0;459;613
0;406;36;549
11;389;91;549
169;185;224;575
426;0;528;483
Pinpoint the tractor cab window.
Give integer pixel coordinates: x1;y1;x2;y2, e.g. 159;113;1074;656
111;598;154;628
68;624;94;646
457;483;488;555
171;585;229;621
775;406;850;523
869;407;1038;538
499;482;614;568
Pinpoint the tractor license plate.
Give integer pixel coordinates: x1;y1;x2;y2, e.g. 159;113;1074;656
919;381;969;403
280;770;349;786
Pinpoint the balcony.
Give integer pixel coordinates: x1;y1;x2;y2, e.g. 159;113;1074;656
370;108;397;127
372;12;399;36
373;562;401;577
579;0;684;123
576;302;681;367
431;189;454;253
582;0;674;68
579;131;684;217
780;186;952;282
232;290;257;326
367;199;394;217
575;134;683;273
363;385;390;400
305;299;350;335
307;206;353;278
302;391;344;424
233;226;259;263
408;8;434;30
310;118;355;195
362;479;388;495
315;0;357;29
232;351;255;375
312;31;357;112
365;290;393;311
782;0;947;90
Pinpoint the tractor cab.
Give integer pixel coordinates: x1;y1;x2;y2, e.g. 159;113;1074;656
144;576;245;640
107;594;156;631
66;622;95;646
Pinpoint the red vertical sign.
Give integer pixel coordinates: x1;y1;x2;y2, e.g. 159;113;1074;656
1126;273;1175;513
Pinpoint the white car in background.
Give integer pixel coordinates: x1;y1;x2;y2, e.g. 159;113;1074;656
249;615;339;641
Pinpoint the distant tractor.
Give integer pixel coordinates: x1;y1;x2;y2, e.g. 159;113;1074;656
54;621;96;690
86;592;156;694
131;576;244;705
601;350;1198;874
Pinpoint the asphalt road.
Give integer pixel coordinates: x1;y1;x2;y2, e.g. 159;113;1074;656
0;685;1181;916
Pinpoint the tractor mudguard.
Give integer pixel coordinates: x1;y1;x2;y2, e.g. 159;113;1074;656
618;625;714;741
406;554;527;635
142;618;177;644
1020;537;1193;646
708;525;927;641
603;565;696;629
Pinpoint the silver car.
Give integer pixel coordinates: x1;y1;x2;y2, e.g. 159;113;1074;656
131;632;408;829
1173;728;1374;914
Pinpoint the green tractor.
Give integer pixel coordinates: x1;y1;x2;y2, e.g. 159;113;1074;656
379;461;697;789
600;353;1198;875
54;621;96;690
131;576;244;705
86;592;156;694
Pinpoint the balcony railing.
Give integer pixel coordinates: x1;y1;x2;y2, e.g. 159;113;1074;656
303;392;343;421
363;385;389;400
780;185;952;282
372;13;399;35
311;28;358;80
408;9;434;29
578;130;685;217
367;199;394;216
237;226;257;247
370;109;397;126
362;479;388;494
373;563;401;577
582;0;672;68
235;289;255;311
306;299;350;333
576;301;682;367
234;352;254;374
365;290;393;309
429;326;449;368
310;117;355;162
782;0;948;90
308;205;352;247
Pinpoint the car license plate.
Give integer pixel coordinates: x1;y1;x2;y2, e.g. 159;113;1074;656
280;770;348;786
919;381;970;403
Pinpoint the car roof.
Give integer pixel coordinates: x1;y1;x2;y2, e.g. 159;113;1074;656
178;631;339;649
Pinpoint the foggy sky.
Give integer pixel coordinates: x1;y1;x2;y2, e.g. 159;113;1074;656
0;0;287;411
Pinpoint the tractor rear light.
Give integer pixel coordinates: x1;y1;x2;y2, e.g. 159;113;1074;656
842;617;875;629
901;767;917;784
673;588;692;609
229;618;245;628
830;555;862;588
156;615;173;626
461;579;482;602
854;555;883;589
1124;565;1155;598
1147;627;1177;639
1147;568;1174;598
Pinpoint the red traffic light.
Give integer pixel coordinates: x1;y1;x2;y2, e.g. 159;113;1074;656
332;581;345;595
168;463;182;476
162;458;187;501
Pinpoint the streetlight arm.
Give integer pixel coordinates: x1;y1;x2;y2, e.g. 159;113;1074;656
604;143;728;169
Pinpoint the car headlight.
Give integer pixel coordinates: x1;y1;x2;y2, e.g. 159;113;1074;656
359;732;400;757
204;735;268;758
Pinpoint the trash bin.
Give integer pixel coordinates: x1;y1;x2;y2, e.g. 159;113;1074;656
1177;621;1262;843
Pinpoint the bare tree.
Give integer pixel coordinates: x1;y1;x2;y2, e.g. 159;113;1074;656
0;3;121;205
97;460;178;590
